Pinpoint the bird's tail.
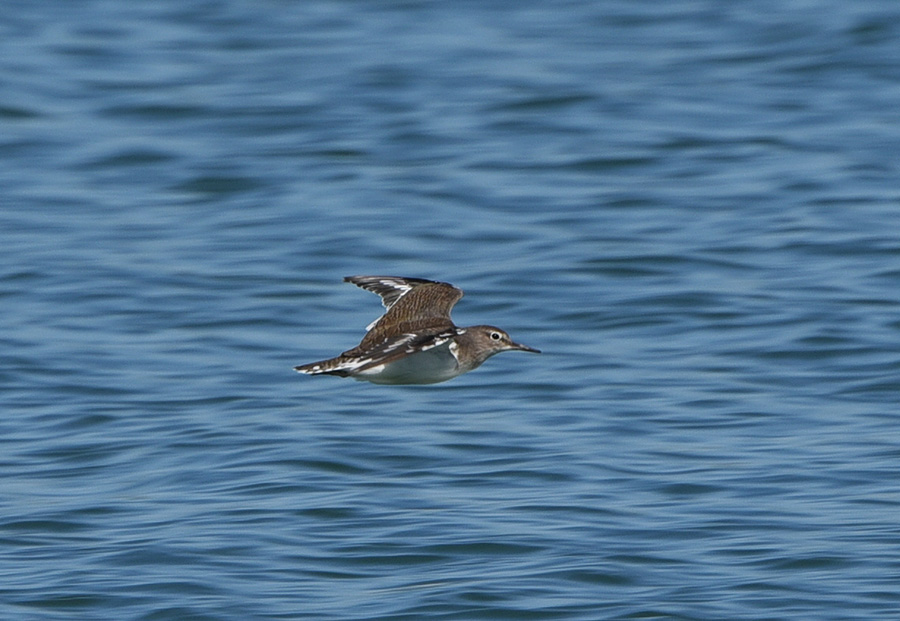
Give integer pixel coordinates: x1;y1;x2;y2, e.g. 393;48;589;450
293;357;353;377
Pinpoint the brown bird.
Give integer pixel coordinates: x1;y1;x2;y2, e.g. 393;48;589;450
294;276;540;384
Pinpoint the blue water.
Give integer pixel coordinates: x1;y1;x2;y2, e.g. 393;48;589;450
3;1;900;619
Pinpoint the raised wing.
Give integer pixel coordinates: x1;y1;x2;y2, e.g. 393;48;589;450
344;276;463;346
344;276;438;310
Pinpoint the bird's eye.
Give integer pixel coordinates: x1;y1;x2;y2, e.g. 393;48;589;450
490;332;502;341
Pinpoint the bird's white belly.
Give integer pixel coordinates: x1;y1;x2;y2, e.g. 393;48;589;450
356;342;460;385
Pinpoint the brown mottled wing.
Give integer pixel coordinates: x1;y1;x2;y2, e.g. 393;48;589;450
294;328;457;376
343;276;463;349
344;276;438;310
345;328;458;372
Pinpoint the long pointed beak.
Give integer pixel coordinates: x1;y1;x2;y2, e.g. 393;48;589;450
512;342;541;353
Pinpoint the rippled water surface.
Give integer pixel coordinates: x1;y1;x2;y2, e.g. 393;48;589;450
3;1;900;619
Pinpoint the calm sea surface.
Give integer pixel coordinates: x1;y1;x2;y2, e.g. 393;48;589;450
3;1;900;619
